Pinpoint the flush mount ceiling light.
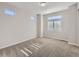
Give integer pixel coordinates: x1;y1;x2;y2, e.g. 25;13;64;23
39;2;47;7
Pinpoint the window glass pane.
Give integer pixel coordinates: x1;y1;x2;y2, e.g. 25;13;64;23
48;21;53;31
54;20;61;31
3;8;16;16
48;16;62;20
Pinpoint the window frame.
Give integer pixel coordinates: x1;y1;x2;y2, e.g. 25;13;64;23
48;15;62;32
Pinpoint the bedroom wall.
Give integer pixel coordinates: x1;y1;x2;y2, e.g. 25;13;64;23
43;3;77;44
0;3;37;49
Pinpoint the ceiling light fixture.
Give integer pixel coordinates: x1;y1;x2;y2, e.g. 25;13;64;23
40;2;47;7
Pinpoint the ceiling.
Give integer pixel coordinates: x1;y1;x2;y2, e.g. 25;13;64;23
7;2;76;15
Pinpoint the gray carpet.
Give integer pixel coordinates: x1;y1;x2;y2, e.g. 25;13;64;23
0;38;79;57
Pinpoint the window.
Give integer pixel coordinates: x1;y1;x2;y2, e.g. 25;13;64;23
48;15;62;32
3;8;16;16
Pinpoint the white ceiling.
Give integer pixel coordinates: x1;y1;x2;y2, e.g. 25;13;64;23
8;2;76;15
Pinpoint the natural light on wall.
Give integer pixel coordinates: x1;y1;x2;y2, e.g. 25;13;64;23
3;8;16;16
48;15;62;32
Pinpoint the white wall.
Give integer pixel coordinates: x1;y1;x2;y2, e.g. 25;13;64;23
67;4;77;44
37;14;41;37
43;3;77;44
37;14;43;37
76;3;79;45
0;3;37;49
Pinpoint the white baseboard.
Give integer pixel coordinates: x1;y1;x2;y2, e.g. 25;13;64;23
68;42;79;47
43;36;68;42
0;35;37;49
44;36;79;47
